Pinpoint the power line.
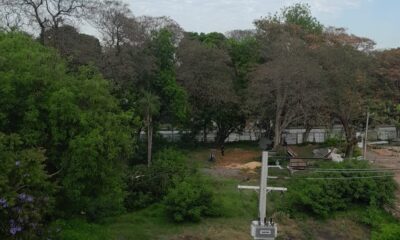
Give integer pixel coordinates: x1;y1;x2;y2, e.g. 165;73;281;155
311;169;399;173
308;167;400;172
299;174;395;180
269;174;395;180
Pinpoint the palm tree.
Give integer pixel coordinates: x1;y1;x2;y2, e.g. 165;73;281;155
138;91;160;167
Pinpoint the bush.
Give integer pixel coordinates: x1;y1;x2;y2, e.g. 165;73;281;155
322;137;344;148
164;176;221;222
125;148;190;209
281;160;396;218
371;223;400;240
0;133;55;239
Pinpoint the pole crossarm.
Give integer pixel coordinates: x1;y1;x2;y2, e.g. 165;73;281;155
238;185;288;191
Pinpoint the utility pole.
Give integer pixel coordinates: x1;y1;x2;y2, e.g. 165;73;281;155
238;152;287;240
364;111;370;160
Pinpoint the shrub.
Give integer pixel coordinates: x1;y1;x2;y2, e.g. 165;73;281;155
0;133;55;239
281;160;396;218
322;136;344;148
125;148;190;209
164;176;221;222
372;224;400;240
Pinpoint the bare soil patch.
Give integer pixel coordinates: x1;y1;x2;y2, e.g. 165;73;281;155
215;148;260;166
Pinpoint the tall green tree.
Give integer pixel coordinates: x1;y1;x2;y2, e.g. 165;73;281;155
0;32;135;218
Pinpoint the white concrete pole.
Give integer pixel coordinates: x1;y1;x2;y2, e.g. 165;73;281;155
364;111;370;160
259;151;268;225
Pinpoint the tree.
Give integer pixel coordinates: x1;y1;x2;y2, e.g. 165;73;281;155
281;3;323;34
250;17;325;148
138;91;160;167
1;0;95;43
0;1;24;31
177;34;244;146
226;33;259;94
367;49;400;137
43;25;102;70
0;32;135;218
0;133;55;239
261;3;323;35
318;44;375;156
92;0;141;52
250;37;324;147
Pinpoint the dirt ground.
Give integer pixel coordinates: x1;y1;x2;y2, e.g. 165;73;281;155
214;148;261;166
204;148;262;179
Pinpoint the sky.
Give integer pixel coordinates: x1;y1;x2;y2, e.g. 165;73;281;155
122;0;400;49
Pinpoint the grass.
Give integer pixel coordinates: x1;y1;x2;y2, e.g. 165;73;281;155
52;177;259;240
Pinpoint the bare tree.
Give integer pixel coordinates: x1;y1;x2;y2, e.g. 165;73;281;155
0;1;24;31
324;27;376;52
136;16;184;45
225;29;256;41
91;0;139;51
1;0;94;43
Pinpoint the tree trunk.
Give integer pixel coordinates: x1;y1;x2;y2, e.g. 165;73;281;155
39;28;45;45
147;114;153;167
342;120;357;158
303;126;312;144
274;123;281;149
203;122;207;143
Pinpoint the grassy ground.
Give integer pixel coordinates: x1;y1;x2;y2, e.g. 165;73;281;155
53;142;393;240
53;177;258;240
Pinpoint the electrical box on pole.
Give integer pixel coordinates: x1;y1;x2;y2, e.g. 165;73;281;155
238;151;287;240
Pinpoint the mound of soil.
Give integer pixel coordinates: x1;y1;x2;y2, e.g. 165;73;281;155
225;161;261;170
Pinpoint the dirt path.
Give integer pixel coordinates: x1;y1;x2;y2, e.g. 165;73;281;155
367;148;400;217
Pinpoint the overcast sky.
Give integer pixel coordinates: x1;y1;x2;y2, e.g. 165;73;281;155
113;0;400;49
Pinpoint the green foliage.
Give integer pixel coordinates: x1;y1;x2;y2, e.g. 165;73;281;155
264;3;323;34
227;36;259;92
189;32;227;48
0;133;55;239
372;224;400;240
151;29;188;123
281;160;396;218
281;3;323;34
138;91;161;119
359;207;395;228
357;207;400;240
322;137;344;148
125;148;190;209
0;32;135;219
164;176;221;222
